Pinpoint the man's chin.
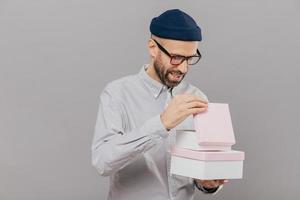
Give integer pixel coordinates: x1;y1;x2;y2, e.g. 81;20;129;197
165;80;181;88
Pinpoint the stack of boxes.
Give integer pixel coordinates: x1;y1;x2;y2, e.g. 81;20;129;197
170;103;245;180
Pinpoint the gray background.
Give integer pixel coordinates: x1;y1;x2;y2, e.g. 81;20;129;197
1;0;299;199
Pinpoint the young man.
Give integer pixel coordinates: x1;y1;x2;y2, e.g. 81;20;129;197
92;9;226;200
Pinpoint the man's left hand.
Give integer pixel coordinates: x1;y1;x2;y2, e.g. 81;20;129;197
195;179;228;189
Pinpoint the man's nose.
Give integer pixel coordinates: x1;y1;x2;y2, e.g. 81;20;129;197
176;60;189;74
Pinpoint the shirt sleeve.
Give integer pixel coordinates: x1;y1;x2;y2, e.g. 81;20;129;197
91;89;170;176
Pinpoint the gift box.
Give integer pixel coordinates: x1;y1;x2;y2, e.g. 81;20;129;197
170;103;245;180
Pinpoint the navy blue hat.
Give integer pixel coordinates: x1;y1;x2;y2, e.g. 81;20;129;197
150;9;202;41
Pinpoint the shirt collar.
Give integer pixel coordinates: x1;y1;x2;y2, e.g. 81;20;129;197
139;64;169;98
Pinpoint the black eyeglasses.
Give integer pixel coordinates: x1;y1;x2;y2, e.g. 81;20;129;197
152;39;201;65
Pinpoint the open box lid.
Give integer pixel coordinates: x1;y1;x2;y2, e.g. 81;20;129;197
193;103;236;147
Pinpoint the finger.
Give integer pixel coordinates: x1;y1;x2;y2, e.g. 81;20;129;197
187;96;208;104
185;101;208;109
180;94;208;104
202;180;218;189
211;180;220;188
186;107;207;116
218;180;225;185
222;179;228;184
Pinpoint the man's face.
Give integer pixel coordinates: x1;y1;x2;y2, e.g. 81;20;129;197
152;38;199;88
153;53;185;88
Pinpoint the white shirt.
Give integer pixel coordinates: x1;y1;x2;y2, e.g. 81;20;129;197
91;65;218;200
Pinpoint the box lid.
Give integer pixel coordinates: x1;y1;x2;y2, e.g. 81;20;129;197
171;147;245;161
194;103;236;146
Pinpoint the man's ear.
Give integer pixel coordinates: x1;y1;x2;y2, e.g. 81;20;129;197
148;38;157;59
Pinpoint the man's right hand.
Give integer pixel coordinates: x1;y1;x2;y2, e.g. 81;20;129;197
160;94;208;131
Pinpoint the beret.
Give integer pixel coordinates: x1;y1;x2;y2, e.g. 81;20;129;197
150;9;202;41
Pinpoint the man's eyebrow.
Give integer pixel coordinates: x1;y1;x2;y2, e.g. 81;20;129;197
169;53;184;56
169;52;197;57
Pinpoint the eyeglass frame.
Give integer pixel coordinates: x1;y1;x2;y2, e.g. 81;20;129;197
152;38;202;65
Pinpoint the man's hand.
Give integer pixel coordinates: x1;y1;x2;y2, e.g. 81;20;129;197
160;94;208;130
195;179;228;190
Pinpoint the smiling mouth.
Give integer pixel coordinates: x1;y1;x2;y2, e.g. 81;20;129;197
168;72;183;81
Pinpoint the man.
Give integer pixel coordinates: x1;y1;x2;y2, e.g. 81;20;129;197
92;9;226;200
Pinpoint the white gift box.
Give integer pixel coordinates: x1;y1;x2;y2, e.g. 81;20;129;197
170;147;244;180
170;103;245;180
175;130;232;151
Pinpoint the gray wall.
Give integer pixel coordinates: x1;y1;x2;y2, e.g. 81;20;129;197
1;0;299;199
